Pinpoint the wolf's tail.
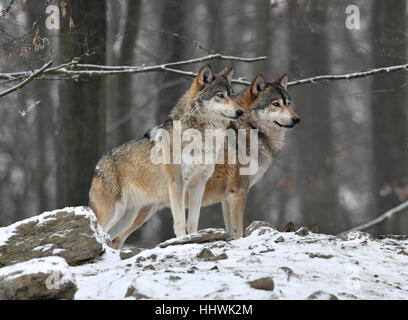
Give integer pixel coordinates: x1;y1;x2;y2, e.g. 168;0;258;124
88;156;120;229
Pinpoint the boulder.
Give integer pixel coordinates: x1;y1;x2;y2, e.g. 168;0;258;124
307;290;338;300
248;277;275;291
0;206;109;267
244;221;273;237
120;247;144;260
0;257;77;300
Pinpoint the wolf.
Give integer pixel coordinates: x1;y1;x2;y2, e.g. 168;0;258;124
109;74;301;248
89;65;243;244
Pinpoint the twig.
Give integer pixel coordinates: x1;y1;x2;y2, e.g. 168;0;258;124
339;200;408;235
0;54;266;81
0;60;53;98
287;64;408;87
1;58;408;94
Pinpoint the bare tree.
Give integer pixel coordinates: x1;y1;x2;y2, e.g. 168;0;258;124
371;0;408;234
56;0;107;208
111;0;142;145
288;0;345;233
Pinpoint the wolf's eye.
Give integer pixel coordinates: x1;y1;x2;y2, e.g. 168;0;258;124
272;102;280;107
217;93;225;99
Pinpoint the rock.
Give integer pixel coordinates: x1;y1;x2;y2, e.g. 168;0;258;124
295;227;309;236
378;235;408;241
187;266;198;273
212;253;228;261
143;264;156;271
0;257;77;300
158;228;227;248
169;275;181;282
274;236;285;243
0;207;108;267
248;277;275;291
279;266;299;281
120;248;144;260
244;221;272;237
307;290;338;300
195;248;215;261
307;253;334;259
125;285;149;299
339;231;372;241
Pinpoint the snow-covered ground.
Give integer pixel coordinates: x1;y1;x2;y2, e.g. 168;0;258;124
71;227;408;300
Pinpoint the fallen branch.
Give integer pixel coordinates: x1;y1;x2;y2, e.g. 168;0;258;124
158;228;227;248
339;200;408;235
0;60;53;98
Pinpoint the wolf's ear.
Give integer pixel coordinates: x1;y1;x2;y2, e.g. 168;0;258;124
250;74;266;97
219;68;233;85
197;65;215;87
275;74;288;90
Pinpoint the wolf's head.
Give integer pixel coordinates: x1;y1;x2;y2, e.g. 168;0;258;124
191;65;243;121
244;74;300;130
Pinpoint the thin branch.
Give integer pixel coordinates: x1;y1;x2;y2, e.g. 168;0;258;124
0;60;53;98
1;57;408;94
339;200;408;235
0;54;266;80
287;64;408;87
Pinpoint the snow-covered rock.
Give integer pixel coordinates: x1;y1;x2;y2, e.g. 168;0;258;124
0;207;109;267
0;257;77;300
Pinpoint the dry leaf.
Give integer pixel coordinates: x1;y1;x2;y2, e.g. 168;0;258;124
69;16;74;30
49;48;55;59
60;1;67;18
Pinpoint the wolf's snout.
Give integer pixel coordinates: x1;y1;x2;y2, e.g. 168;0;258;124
236;109;244;117
292;116;301;125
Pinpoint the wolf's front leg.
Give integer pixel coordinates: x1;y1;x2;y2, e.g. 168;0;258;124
186;182;206;234
168;180;187;237
226;188;248;239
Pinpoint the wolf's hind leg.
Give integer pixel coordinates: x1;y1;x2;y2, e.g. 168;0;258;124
111;205;157;249
108;203;142;240
221;199;232;235
186;183;206;234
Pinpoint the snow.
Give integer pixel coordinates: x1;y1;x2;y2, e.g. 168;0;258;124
70;227;408;300
1;210;407;299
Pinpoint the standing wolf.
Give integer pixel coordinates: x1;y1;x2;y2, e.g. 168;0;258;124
109;74;300;248
89;65;243;242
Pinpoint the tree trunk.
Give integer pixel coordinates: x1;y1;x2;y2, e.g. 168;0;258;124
56;1;107;208
288;0;340;233
371;0;408;234
155;0;189;124
155;0;189;241
111;0;142;145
